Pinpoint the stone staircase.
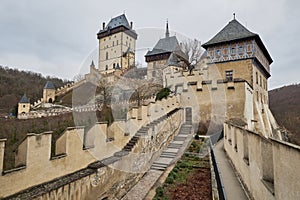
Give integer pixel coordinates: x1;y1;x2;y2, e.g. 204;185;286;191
150;123;193;171
114;108;181;157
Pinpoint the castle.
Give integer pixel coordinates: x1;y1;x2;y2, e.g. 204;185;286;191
3;14;298;199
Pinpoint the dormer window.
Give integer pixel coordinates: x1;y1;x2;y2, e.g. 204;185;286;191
231;47;236;54
239;46;244;54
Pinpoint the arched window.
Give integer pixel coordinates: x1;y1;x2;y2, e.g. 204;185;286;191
106;52;108;60
105;65;108;70
48;98;53;103
113;63;116;69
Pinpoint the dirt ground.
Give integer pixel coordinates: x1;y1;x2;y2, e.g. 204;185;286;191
169;168;212;200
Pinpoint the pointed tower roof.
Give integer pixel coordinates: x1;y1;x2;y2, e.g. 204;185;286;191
97;13;137;39
167;52;180;67
202;19;257;47
106;14;130;30
19;94;30;103
165;20;170;38
202;18;272;64
44;81;55;89
90;60;95;67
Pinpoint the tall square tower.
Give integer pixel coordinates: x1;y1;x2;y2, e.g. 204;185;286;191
97;14;138;73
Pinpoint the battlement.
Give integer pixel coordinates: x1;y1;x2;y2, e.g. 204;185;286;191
0;93;181;198
224;123;300;200
0;125;101;197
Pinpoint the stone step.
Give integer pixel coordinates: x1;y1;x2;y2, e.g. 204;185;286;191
174;136;186;141
150;166;166;171
152;163;169;168
114;150;129;157
161;152;177;156
123;146;133;151
168;144;182;149
161;153;177;158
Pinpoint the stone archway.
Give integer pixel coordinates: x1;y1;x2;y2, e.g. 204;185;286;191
48;98;53;103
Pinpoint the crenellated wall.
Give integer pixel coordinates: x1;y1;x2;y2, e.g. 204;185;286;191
0;93;182;198
224;123;300;200
164;68;280;138
165;69;252;132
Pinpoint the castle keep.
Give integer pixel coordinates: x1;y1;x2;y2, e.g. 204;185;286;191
3;14;300;199
97;14;137;73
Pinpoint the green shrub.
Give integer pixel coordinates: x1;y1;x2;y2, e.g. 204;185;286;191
155;88;171;101
156;186;164;197
165;176;174;184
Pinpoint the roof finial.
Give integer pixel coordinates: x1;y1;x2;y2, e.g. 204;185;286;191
166;19;170;38
91;60;95;67
233;13;236;20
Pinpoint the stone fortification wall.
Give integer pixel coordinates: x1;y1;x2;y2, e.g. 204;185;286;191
224;123;300;200
0;94;182;199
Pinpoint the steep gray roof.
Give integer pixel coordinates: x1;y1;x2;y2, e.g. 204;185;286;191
106;14;130;30
167;52;181;67
202;19;273;64
44;81;55;89
145;36;180;57
202;19;257;48
19;94;29;103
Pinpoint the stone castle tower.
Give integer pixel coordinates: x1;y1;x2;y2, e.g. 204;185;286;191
201;16;274;135
43;81;55;103
145;22;187;81
97;14;138;73
18;94;30;115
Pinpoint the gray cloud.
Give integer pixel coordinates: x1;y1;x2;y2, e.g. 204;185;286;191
0;0;299;89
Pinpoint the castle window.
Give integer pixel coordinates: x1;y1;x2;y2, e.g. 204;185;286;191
256;72;258;84
231;47;236;54
117;40;119;45
113;63;116;69
126;41;128;46
239;46;244;54
23;105;26;108
260;75;262;87
152;71;156;77
106;52;109;60
225;70;233;81
113;41;114;46
247;44;252;52
105;65;108;70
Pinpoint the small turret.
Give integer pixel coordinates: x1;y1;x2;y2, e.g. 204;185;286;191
18;94;30;117
43;81;55;103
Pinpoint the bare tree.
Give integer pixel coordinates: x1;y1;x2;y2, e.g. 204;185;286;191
97;78;112;106
73;74;85;82
181;39;203;73
119;76;162;106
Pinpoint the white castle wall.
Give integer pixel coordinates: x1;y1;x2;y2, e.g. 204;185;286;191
224;123;300;200
0;93;181;198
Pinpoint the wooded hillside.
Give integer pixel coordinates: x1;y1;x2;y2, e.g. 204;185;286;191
269;84;300;145
0;66;69;115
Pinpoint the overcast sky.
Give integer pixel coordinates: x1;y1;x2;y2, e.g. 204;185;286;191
0;0;299;89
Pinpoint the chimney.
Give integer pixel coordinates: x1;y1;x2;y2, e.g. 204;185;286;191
102;22;105;30
130;21;133;29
